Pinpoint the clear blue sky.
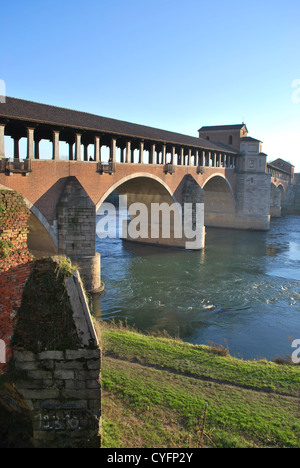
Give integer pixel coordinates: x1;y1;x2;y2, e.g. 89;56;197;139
1;0;299;169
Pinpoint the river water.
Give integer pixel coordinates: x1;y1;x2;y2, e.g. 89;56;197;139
94;215;300;361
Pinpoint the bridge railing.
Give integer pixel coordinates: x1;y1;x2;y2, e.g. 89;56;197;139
0;158;32;175
96;161;116;175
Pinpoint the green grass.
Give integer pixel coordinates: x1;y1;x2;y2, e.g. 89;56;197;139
99;322;300;448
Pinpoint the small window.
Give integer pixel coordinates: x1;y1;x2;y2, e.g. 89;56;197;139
229;135;233;145
206;136;210;140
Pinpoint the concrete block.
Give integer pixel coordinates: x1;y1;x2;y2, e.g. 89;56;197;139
53;370;74;380
38;351;64;360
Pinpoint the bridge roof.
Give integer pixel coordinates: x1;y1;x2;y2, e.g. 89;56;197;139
0;97;237;154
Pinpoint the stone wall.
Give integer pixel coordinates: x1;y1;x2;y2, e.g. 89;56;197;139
235;173;271;229
0;189;101;447
11;257;101;448
13;347;101;448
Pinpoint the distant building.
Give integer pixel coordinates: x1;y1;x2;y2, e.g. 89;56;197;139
268;158;295;184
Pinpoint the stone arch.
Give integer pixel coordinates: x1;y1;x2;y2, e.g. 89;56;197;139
96;172;176;210
203;174;235;210
0;183;58;258
96;173;189;248
27;207;58;258
277;184;286;203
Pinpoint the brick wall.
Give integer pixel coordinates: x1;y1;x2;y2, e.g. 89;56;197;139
0;190;33;370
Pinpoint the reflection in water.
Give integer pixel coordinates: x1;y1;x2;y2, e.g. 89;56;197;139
95;215;300;360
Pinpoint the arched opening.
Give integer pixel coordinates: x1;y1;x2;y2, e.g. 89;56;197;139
278;184;286;204
96;175;185;249
203;175;235;228
27;211;58;258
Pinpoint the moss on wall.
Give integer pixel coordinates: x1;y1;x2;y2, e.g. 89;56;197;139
12;256;81;353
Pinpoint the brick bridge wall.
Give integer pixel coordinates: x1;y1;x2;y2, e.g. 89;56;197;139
0;189;33;369
0;160;237;227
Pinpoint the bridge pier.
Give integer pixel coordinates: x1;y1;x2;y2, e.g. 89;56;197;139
57;177;101;293
235;137;271;230
270;183;282;217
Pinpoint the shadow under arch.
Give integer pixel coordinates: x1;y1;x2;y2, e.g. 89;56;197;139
202;174;236;227
96;174;186;249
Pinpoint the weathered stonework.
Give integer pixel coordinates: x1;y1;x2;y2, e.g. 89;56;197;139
57;177;101;292
12;258;101;448
13;347;101;448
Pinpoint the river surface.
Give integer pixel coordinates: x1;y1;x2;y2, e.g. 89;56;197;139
94;215;300;360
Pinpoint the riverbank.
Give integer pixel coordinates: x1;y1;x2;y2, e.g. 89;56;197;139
99;321;300;448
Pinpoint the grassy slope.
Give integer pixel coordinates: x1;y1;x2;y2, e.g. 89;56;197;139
99;324;300;448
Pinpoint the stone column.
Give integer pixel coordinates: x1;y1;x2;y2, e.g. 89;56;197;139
126;141;131;163
139;141;144;164
171;146;176;164
0;124;5;159
200;151;205;166
27;127;34;159
75;133;82;161
162;144;166;165
150;144;156;164
94;136;100;162
179;148;184;166
110;138;117;163
195;150;199;167
187;149;192;166
213;152;217;167
120;147;124;163
26;128;35;160
52;130;60;161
